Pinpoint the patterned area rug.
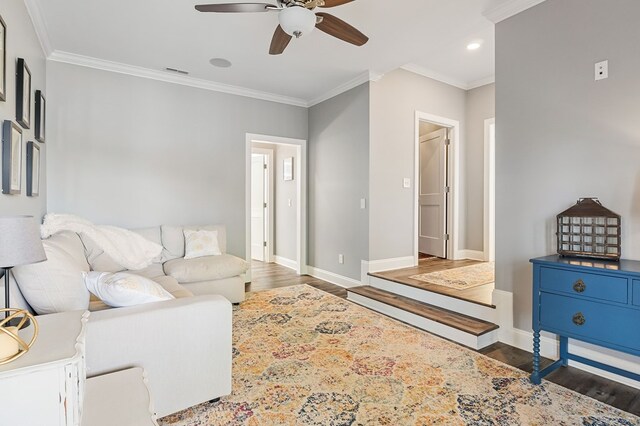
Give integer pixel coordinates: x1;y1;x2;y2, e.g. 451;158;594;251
159;285;638;425
409;262;495;290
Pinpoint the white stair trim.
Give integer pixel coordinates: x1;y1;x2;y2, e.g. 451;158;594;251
368;275;497;323
348;292;498;350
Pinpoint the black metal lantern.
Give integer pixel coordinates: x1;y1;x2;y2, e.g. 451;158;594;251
556;198;621;261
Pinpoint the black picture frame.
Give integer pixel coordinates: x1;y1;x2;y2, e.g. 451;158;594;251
16;58;31;129
35;90;45;143
2;121;23;195
0;15;6;102
26;141;40;197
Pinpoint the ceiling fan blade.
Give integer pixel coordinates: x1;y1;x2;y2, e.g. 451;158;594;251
320;0;355;7
195;3;276;13
316;13;368;46
269;25;292;55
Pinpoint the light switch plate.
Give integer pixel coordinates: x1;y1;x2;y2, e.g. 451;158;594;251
360;198;366;209
403;178;411;188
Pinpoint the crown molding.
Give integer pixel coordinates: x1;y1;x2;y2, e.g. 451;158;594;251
47;50;309;107
467;75;495;90
23;0;53;57
401;64;469;90
307;70;382;107
483;0;547;23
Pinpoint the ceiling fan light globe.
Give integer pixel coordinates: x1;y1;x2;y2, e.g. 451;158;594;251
279;6;316;38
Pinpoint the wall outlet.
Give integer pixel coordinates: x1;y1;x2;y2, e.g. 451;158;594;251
403;178;411;188
595;60;608;81
338;254;344;264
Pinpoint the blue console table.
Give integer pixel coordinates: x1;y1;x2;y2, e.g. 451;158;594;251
530;255;640;384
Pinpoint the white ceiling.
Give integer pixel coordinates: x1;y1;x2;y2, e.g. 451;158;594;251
28;0;521;105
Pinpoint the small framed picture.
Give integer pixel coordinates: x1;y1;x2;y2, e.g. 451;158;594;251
35;90;45;142
16;58;31;129
0;15;6;102
2;121;23;195
26;141;40;196
283;157;293;181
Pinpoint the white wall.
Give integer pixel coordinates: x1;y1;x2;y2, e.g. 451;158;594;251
369;69;467;261
308;83;370;280
252;142;298;262
465;83;495;251
496;0;640;329
46;61;308;258
0;0;46;219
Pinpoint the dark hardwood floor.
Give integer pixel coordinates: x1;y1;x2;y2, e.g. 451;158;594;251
370;257;496;307
247;261;640;417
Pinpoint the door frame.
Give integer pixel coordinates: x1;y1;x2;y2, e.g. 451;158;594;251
251;147;274;263
245;133;307;281
414;111;462;265
483;118;496;262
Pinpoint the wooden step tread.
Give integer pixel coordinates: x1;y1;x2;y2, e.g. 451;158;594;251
348;286;499;336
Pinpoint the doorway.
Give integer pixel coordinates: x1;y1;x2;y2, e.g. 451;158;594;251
245;133;307;282
414;112;461;265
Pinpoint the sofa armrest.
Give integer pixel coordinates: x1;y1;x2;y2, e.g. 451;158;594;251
85;295;232;418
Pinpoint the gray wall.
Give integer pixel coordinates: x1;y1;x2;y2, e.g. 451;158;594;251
252;142;298;262
496;0;640;329
46;61;308;257
308;83;370;280
465;83;495;251
0;0;46;219
369;69;467;260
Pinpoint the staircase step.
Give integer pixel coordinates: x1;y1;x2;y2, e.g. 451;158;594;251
348;286;499;338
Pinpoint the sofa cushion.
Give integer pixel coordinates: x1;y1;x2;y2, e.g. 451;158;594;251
184;229;222;259
127;263;166;280
152;275;194;299
83;272;174;308
163;254;248;283
12;231;91;315
161;225;227;260
131;226;162;246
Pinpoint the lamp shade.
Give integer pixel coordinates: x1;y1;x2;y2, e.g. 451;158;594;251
0;216;47;268
279;6;316;38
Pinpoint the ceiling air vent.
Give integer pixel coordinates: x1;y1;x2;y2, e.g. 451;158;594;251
164;67;189;75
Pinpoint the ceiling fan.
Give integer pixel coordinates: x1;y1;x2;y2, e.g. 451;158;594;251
195;0;369;55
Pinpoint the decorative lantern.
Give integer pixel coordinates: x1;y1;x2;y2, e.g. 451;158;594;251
556;198;621;261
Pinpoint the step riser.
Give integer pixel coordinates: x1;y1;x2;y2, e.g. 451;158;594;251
368;275;497;323
348;293;499;350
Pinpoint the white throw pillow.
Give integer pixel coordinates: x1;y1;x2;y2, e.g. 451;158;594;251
83;272;174;308
12;231;91;315
183;229;222;259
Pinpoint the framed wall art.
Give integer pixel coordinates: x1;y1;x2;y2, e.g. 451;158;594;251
2;121;23;195
26;141;40;196
0;15;6;102
16;58;31;129
283;157;293;181
35;90;45;143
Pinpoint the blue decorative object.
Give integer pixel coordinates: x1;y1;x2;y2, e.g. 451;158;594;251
530;255;640;385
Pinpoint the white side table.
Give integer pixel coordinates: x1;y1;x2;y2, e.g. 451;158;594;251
0;310;89;426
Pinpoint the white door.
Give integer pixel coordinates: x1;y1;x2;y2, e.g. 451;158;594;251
419;128;448;258
251;154;266;261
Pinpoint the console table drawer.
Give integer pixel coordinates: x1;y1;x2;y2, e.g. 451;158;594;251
540;293;640;352
540;267;627;304
634;280;640;307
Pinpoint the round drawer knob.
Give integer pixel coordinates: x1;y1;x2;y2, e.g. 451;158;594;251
573;279;586;293
572;312;586;326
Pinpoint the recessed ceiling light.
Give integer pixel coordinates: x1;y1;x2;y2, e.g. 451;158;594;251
209;58;232;68
467;42;482;51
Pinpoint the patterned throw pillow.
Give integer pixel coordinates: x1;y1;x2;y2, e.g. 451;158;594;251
183;229;222;259
83;272;174;308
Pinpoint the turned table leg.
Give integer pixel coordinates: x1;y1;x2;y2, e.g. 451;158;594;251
531;329;542;384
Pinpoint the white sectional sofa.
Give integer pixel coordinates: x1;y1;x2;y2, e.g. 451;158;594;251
8;224;247;417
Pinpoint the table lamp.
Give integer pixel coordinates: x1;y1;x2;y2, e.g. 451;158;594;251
0;216;47;326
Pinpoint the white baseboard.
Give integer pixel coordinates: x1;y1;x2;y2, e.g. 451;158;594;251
460;250;485;261
499;324;640;389
306;266;362;289
361;256;415;283
274;256;298;271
